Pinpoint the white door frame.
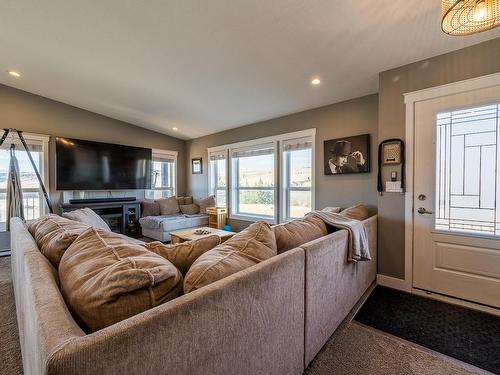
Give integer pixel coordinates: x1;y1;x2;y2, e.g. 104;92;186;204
400;72;500;315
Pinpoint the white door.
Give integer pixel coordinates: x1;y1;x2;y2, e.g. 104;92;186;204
413;84;500;309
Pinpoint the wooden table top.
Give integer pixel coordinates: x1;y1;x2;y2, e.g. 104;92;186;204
170;226;236;241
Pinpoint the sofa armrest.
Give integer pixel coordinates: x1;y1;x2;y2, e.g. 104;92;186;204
302;215;377;365
48;249;306;375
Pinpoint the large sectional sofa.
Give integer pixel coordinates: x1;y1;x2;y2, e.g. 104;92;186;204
11;210;377;375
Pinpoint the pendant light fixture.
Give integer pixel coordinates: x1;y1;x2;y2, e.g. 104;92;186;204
441;0;500;35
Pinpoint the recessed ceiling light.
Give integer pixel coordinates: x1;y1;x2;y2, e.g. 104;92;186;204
172;127;178;131
7;70;21;78
311;78;321;86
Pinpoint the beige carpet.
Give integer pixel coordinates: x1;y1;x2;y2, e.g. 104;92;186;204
0;256;487;375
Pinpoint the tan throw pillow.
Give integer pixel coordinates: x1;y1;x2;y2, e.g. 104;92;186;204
59;227;183;332
272;216;327;254
184;196;193;205
62;208;111;231
184;221;276;293
157;196;180;215
340;203;369;221
176;197;185;206
144;235;221;275
195;195;216;214
141;200;160;217
179;203;200;215
28;214;90;269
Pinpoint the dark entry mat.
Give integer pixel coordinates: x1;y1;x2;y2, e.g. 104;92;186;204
354;286;500;374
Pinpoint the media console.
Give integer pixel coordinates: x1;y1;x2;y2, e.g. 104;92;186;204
61;199;141;238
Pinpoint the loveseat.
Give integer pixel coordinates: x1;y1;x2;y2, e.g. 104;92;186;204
11;211;377;374
139;196;215;241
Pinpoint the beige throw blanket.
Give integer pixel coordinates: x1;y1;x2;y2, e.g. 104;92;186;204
307;209;371;262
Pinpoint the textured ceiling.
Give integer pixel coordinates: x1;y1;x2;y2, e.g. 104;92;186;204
1;0;499;140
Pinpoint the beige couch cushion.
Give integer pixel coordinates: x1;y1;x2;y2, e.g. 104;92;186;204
62;208;111;231
272;216;328;254
340;203;369;221
184;196;194;205
141;199;161;217
59;227;183;332
28;214;90;269
144;235;220;275
194;195;216;214
157;196;180;215
184;221;277;293
179;203;200;215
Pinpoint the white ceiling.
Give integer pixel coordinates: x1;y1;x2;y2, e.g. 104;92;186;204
1;1;499;140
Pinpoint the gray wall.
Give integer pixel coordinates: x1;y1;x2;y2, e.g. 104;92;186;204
377;38;500;279
186;94;379;231
0;84;186;210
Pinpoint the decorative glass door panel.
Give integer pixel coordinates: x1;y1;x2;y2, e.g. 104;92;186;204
435;104;500;236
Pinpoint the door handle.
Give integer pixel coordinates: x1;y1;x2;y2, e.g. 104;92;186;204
417;207;433;215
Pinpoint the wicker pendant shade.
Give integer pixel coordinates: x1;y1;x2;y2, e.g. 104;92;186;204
442;0;500;35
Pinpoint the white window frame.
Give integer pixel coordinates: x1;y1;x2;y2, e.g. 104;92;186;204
148;149;177;199
208;129;316;224
208;147;229;207
0;132;50;226
279;135;315;222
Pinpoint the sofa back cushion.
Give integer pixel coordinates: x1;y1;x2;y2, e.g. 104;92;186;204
194;195;216;214
62;208;110;231
28;214;90;269
141;199;161;217
157;196;180;215
145;235;220;275
272;216;328;254
340;203;369;221
59;227;183;332
184;221;276;293
179;203;200;215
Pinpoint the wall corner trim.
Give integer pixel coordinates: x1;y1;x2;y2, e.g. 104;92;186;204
376;274;411;292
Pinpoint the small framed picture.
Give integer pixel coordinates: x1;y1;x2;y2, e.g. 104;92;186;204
324;134;370;175
192;158;203;174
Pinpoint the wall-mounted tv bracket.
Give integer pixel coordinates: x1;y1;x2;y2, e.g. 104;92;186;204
0;128;53;214
377;138;405;195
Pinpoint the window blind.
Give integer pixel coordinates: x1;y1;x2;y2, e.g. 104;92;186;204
282;136;313;151
231;143;275;158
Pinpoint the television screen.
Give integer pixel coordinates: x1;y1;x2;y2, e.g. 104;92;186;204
56;137;152;190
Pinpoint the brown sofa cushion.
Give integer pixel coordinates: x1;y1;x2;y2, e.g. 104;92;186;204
157;196;180;215
184;196;193;205
184;221;276;293
59;227;183;332
28;214;90;269
141;200;161;217
144;235;221;275
272;216;328;254
340;203;369;221
194;195;216;214
62;208;110;231
179;203;200;215
176;197;185;206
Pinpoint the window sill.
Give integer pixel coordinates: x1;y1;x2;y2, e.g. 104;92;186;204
229;213;276;225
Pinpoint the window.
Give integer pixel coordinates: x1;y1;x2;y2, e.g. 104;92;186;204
231;143;276;220
208;129;315;223
209;150;228;207
282;137;313;220
148;150;177;199
0;133;49;230
435;104;500;235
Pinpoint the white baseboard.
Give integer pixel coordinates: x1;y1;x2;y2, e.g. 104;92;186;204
376;274;411;292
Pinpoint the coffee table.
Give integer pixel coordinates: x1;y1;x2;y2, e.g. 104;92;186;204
170;226;236;244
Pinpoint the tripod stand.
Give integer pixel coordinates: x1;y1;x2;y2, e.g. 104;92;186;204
0;128;53;214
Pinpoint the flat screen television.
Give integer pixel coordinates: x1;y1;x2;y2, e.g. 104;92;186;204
56;137;152;190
